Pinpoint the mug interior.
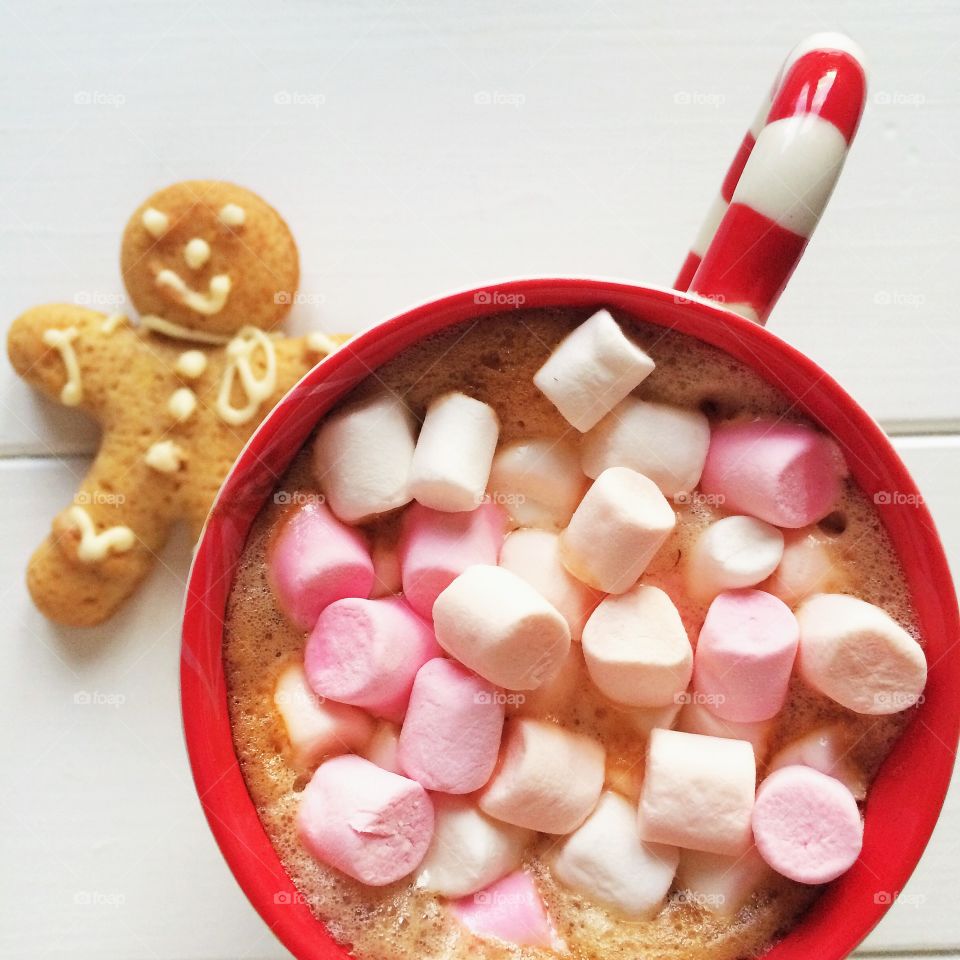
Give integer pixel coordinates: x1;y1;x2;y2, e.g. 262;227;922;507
181;278;959;960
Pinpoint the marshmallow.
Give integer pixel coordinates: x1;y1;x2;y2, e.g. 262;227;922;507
768;725;867;800
370;533;402;598
399;502;506;619
611;700;682;739
752;765;863;884
700;419;846;529
305;596;440;722
297;755;434;886
312;390;417;523
693;589;799;723
796;593;927;714
676;701;774;765
398;659;505;793
765;529;846;605
685;516;785;601
489;437;588;529
533;309;656;432
479;718;605;833
581;398;710;497
675;847;773;917
273;663;374;769
433;566;571;691
561;467;676;594
582;584;693;708
639;728;756;855
359;721;402;774
451;870;560;949
499;528;601;641
416;795;531;898
509;643;585;718
409;392;500;512
267;501;375;631
552;791;678;918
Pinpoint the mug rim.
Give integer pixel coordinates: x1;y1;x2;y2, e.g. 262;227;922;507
181;276;959;960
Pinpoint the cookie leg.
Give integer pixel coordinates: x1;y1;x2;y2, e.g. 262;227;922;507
26;456;173;627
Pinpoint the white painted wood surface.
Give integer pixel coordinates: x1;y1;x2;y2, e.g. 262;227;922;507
0;2;956;958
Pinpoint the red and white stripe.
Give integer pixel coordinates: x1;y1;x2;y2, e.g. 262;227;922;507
676;34;867;323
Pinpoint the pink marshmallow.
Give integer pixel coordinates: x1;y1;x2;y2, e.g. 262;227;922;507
752;765;863;884
399;502;507;619
451;870;561;949
700;420;846;529
694;590;799;723
267;501;375;631
305;596;441;722
297;754;434;886
398;659;505;793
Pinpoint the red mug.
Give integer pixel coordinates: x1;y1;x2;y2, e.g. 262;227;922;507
181;37;959;960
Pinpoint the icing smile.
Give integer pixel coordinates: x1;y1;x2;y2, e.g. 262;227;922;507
155;268;231;315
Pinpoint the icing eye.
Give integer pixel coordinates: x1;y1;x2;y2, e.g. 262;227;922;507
142;207;169;238
184;237;211;270
218;203;246;227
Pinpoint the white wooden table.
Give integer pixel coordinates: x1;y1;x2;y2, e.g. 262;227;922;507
0;2;956;958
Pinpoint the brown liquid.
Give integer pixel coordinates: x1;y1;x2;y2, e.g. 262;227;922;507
223;308;920;960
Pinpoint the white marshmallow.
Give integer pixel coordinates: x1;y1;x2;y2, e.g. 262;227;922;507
675;847;773;917
273;664;374;769
639;728;756;856
410;392;500;512
796;593;927;715
685;516;785;601
489;438;587;529
479;718;605;834
561;467;676;594
552;791;678;919
313;391;417;523
499;529;601;641
676;701;773;765
433;565;571;691
416;794;532;898
582;585;692;708
533;309;656;432
580;398;710;497
359;721;402;774
768;725;867;800
765;529;846;605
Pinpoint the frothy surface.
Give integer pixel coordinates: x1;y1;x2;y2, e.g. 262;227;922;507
223;307;918;960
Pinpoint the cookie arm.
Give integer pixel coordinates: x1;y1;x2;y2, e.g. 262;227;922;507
8;304;131;414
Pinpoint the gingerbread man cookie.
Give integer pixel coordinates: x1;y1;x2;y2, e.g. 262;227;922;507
8;180;344;626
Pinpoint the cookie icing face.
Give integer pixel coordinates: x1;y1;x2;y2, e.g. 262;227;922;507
120;180;299;337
